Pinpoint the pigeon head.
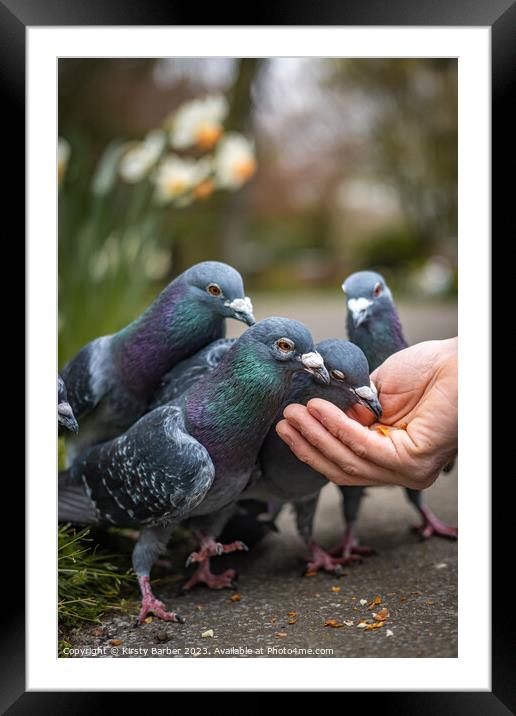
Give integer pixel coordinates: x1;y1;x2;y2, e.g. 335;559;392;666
184;261;255;326
315;338;382;418
342;270;394;329
57;375;79;434
240;317;330;384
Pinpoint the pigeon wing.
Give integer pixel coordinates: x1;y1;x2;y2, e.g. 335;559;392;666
72;404;215;527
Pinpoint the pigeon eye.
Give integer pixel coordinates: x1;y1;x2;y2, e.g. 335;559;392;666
373;283;382;298
330;369;346;382
207;283;222;297
276;338;295;353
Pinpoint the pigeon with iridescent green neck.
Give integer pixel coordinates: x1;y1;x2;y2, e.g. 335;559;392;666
59;317;328;622
338;270;457;561
60;261;255;459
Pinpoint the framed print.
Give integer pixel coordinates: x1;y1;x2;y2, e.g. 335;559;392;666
5;0;511;707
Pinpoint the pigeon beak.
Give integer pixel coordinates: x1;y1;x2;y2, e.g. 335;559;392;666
353;383;382;419
300;351;330;385
58;402;79;434
225;297;256;326
348;298;372;328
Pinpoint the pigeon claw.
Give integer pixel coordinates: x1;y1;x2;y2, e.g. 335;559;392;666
182;563;238;591
304;541;346;576
138;595;185;624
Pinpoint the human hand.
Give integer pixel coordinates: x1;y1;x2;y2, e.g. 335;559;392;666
276;337;458;490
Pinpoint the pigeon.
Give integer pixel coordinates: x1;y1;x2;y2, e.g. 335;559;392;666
58;374;79;434
245;338;382;575
60;261;255;459
339;270;458;560
59;317;329;622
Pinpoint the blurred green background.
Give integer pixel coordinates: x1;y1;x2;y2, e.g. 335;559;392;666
58;58;457;364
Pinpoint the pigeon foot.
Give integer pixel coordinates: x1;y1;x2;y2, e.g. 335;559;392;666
185;536;248;567
412;507;458;540
182;559;237;591
330;528;375;565
137;576;184;624
304;540;345;576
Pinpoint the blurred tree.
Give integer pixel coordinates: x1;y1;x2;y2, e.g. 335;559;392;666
328;59;457;252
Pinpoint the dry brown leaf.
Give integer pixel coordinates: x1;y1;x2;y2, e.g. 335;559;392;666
373;608;390;621
368;595;382;609
324;619;346;628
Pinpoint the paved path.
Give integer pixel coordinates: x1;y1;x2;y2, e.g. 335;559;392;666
65;299;458;659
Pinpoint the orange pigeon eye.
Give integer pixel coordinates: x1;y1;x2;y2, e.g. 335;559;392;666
373;282;382;298
207;283;222;296
277;338;294;353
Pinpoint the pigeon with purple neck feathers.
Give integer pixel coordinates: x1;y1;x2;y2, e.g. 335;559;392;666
338;270;457;562
152;338;381;583
58;374;79;434
59;317;329;621
60;261;255;460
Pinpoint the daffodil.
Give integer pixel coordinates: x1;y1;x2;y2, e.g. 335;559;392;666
58;137;70;185
169;95;228;150
215;133;257;190
153;155;212;205
119;129;166;183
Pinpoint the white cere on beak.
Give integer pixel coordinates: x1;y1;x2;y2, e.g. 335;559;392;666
225;296;254;314
348;297;372;315
301;351;325;369
370;380;378;395
355;385;375;401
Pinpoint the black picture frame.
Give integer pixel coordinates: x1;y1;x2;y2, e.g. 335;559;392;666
7;0;509;709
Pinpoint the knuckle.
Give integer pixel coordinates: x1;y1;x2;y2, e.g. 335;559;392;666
338;461;358;477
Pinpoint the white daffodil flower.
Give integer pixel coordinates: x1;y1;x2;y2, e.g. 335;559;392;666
153;155;212;205
58;137;70;185
119;129;166;183
215;133;257;190
169;95;228;150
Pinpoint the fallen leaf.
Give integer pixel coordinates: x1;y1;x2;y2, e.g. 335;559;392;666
375;425;390;436
324;619;346;628
373;608;390;621
368;595;382;609
365;621;385;630
229;594;241;602
331;586;341;593
201;629;214;639
109;639;122;646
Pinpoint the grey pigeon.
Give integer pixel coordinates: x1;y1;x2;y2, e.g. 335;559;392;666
339;270;457;560
59;317;328;622
58;374;79;434
60;261;255;460
245;338;382;575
